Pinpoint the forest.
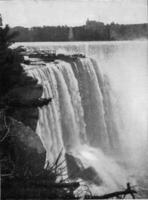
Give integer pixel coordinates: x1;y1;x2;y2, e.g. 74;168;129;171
10;20;148;42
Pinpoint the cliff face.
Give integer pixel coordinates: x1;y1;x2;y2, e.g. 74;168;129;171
6;119;46;176
1;73;46;177
8;84;43;131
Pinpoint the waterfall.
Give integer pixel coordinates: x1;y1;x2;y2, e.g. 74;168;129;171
28;57;130;193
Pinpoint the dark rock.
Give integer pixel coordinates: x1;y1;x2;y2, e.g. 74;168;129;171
7;118;46;177
11;108;39;131
20;73;38;86
5;84;43;102
66;153;102;185
8;98;52;130
27;51;86;63
81;166;102;185
66;153;84;179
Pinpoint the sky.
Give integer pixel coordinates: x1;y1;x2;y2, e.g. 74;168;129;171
0;0;147;27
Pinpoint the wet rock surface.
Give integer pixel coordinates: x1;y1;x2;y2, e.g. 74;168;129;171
66;153;102;186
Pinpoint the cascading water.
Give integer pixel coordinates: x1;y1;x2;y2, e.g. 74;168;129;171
28;56;131;194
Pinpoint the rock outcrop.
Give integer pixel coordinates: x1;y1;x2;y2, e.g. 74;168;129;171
66;153;102;186
5;118;46;176
0;72;48;177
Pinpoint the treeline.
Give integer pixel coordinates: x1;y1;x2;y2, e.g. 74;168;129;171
10;21;148;42
11;26;70;42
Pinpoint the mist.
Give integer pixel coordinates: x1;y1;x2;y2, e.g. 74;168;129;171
92;41;148;168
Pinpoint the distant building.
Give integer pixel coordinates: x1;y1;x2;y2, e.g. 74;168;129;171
86;19;104;30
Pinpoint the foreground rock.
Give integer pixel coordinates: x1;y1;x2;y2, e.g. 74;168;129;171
66;153;102;186
1;118;46;177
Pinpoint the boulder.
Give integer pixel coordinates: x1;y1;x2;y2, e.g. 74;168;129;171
66;153;102;185
11;108;39;131
66;153;84;179
4;118;46;177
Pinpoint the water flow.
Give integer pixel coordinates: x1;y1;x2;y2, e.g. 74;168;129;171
29;64;64;164
72;58;109;150
28;57;131;193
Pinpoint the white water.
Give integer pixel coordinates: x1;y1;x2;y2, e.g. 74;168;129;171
26;41;148;196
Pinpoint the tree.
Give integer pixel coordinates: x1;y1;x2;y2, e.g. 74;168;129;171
0;25;24;96
0;14;2;26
